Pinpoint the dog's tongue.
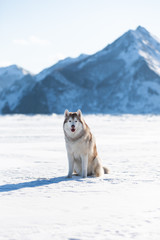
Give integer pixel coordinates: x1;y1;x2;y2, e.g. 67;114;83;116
71;128;75;132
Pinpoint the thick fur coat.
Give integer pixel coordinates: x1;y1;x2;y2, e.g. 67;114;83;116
63;109;109;178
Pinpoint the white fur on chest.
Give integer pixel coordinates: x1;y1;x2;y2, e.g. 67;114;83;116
66;138;87;159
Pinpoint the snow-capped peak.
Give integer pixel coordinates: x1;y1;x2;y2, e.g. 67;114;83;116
0;64;31;90
0;64;30;77
132;27;160;76
106;26;160;76
136;25;150;35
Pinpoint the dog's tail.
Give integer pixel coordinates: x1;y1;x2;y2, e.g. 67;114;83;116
103;166;109;174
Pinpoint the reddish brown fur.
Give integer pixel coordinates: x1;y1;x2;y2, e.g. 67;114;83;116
63;109;109;177
93;144;98;159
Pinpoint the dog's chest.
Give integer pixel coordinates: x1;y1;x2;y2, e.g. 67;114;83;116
67;139;86;158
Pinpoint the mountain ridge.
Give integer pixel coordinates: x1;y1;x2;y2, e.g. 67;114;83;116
1;26;160;114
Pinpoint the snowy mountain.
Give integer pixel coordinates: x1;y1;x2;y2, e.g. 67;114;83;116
0;65;30;90
1;26;160;114
0;65;35;114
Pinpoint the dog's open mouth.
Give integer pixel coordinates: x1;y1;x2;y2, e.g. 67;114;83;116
71;128;75;132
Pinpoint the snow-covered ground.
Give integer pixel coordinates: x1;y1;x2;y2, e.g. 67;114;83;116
0;114;160;240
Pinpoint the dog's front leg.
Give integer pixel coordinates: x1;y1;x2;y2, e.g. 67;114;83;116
67;152;74;178
81;155;88;178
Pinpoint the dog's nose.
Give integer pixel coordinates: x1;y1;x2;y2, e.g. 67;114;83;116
71;124;75;128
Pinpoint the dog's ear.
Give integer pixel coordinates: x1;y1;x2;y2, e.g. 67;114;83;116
77;109;82;119
64;109;69;118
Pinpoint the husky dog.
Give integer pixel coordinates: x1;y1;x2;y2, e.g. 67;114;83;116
63;109;109;178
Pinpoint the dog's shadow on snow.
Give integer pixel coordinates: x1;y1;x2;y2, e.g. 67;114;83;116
0;176;85;193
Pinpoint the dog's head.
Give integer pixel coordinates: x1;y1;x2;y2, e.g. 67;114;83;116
63;109;83;135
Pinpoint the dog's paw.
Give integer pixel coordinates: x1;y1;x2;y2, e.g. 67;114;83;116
82;174;87;178
66;174;72;178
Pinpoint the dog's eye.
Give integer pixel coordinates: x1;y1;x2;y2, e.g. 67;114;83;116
69;120;71;122
75;120;77;122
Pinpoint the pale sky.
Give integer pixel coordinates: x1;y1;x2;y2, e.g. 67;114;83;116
1;0;160;73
